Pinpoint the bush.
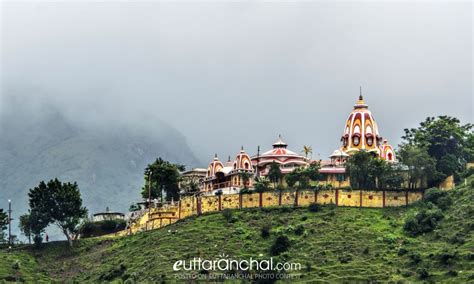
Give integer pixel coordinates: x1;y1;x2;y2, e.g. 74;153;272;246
222;209;235;223
424;188;452;210
270;235;290;256
261;224;271;238
338;254;353;263
408;252;422;264
80;219;126;238
437;249;457;265
397;248;408;256
294;225;305;236
416;267;429;279
403;206;444;236
308;203;320;213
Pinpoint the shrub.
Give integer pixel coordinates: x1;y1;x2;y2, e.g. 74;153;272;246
437;249;457;265
261;224;271;238
222;209;234;223
338;254;353;263
308;203;320;213
80;219;126;238
270;235;291;256
294;225;305;236
416;267;429;279
397;248;408;256
424;188;452;210
403;206;444;236
409;252;422;264
301;215;308;221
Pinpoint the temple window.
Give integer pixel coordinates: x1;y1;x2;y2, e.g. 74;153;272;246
353;136;360;146
367;136;373;146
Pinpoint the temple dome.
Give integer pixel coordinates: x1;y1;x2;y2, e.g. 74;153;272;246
206;154;224;177
341;95;382;154
234;147;253;170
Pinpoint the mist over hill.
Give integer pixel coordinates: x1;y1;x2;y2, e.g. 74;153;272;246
0;93;199;237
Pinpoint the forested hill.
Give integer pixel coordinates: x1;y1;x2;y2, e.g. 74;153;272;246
0;98;199;230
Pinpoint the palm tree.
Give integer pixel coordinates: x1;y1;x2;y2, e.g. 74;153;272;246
302;145;313;160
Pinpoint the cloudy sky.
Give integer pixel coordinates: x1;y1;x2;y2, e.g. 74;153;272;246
1;1;472;164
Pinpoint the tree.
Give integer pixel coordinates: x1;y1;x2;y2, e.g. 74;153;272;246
141;158;185;202
267;161;282;188
28;179;88;247
179;176;201;196
398;144;438;189
346;151;401;190
402;116;473;185
302;145;313;159
285;162;321;189
19;213;32;244
254;177;271;193
239;172;252;189
0;209;7;243
285;170;298;188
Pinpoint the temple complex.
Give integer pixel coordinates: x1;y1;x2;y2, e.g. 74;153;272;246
194;94;396;194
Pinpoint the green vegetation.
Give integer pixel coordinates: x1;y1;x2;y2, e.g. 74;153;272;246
141;158;185;201
346;150;403;190
1;174;472;282
79;220;127;238
27;179;88;247
402;115;473;186
0;209;7;243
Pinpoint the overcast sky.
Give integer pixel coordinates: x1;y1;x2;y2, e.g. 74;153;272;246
1;1;472;164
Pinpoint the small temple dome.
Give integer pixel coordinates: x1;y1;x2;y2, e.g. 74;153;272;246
206;154;224;177
341;94;382;155
379;139;396;162
234;147;253;170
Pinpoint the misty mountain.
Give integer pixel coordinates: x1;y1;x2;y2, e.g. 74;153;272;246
0;98;199;235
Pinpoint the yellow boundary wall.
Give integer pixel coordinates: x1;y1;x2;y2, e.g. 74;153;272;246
122;189;424;235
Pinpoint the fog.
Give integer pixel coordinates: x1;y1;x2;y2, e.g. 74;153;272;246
1;1;472;164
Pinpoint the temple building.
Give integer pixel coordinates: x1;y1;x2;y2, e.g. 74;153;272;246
339;94;395;161
198;93;396;193
251;135;309;177
319;94;396;186
202;147;254;195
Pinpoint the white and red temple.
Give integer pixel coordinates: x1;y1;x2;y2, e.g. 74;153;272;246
195;94;396;194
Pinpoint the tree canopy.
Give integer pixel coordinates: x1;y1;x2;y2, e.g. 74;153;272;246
28;179;88;246
141;158;185;202
402;116;473;185
0;209;7;242
285;162;321;189
346;150;402;190
267;161;282;188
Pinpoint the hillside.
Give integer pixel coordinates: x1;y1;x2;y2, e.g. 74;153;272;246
0;98;199;239
0;176;473;282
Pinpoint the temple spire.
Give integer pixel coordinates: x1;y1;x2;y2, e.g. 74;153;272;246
359;86;363;101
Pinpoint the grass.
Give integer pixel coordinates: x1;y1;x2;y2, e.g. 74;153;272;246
1;175;473;282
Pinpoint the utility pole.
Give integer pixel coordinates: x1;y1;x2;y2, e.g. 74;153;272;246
148;171;152;212
256;146;260;178
8;199;12;248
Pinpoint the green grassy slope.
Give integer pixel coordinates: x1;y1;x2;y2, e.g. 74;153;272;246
1;176;473;282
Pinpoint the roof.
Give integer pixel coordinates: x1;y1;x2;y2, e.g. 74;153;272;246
93;212;125;217
261;147;299;156
272;135;288;148
320;167;346;174
330;149;349;158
